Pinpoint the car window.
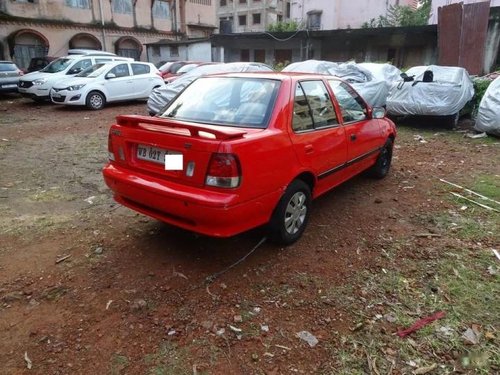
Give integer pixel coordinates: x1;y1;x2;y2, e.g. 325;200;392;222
160;77;280;129
109;63;130;78
131;63;150;75
41;58;72;73
327;80;367;123
67;59;92;75
292;81;338;132
95;58;112;64
76;63;107;78
0;63;17;72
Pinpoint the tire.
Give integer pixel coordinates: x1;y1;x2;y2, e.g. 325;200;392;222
86;91;106;110
269;180;311;245
368;139;393;179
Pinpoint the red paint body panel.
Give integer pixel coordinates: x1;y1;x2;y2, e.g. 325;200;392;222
103;72;396;237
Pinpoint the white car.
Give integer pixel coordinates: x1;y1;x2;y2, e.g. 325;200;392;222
18;52;131;102
50;61;164;110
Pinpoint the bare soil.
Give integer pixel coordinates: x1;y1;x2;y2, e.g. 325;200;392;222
0;94;498;375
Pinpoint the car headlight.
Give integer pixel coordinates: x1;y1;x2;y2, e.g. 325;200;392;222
33;78;48;85
67;84;86;91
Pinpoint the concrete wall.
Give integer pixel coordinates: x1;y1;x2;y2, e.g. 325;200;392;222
217;0;288;32
146;41;212;65
290;0;416;30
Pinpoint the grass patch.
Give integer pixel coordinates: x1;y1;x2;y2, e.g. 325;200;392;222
28;187;75;202
144;342;191;375
110;354;129;375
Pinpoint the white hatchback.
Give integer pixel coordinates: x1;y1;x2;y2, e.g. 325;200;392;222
50;61;164;110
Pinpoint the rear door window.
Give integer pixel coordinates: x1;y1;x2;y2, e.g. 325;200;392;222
109;63;131;78
67;59;92;75
131;63;150;75
292;80;338;132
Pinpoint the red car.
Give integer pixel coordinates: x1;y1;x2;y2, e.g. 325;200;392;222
103;73;396;244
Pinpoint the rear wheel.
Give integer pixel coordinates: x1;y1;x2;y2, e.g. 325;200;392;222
269;180;311;245
368;139;393;179
86;91;106;110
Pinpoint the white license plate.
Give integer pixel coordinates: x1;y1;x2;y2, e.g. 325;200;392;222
137;144;182;166
52;93;61;98
2;84;17;89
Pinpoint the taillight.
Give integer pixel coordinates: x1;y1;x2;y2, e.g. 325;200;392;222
108;133;115;161
205;153;241;188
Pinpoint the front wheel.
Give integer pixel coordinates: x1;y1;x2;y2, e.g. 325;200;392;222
86;91;106;110
269;180;311;245
368;139;393;179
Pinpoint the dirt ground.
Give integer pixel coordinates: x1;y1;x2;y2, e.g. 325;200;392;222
0;94;498;375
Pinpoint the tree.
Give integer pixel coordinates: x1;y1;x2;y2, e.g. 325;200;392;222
361;0;431;28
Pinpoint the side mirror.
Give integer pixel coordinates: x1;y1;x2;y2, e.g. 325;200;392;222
106;73;116;79
372;107;386;119
68;68;82;75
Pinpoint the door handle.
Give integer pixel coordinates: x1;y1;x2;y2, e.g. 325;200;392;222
305;145;314;154
350;134;357;141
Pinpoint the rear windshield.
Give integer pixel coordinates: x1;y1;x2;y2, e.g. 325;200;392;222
41;58;73;73
0;63;17;72
159;77;280;129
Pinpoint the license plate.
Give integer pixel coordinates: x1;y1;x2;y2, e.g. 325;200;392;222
136;144;181;166
52;92;61;98
2;84;17;89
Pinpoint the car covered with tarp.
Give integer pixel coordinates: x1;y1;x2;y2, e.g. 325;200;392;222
147;62;274;115
387;65;474;126
475;76;500;136
282;60;401;107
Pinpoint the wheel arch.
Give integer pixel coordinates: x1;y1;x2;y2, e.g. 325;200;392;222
293;171;315;193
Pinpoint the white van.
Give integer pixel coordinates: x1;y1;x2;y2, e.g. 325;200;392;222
18;52;133;102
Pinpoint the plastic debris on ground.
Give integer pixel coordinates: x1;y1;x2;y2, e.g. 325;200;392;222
396;311;446;338
296;330;319;347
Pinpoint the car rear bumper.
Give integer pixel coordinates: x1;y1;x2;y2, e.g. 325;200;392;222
0;80;19;93
103;163;281;237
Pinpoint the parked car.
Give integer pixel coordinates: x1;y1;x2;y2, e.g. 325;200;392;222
475;75;500;136
283;60;401;107
26;56;57;73
0;61;23;93
18;52;132;102
104;73;396;244
50;61;164;110
147;62;274;115
386;65;474;128
158;61;191;79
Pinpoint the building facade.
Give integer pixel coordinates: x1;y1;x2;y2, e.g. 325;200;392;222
0;0;217;69
217;0;291;33
289;0;417;30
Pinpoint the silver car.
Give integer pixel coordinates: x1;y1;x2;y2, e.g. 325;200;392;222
0;61;23;94
147;62;274;115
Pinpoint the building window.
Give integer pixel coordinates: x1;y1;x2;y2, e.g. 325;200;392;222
170;46;179;57
286;2;291;18
220;0;226;5
113;0;133;14
252;13;261;24
239;15;247;26
13;0;36;3
307;10;322;30
153;0;170;19
254;49;265;63
65;0;90;8
239;0;246;3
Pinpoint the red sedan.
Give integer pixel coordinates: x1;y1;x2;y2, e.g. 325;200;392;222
103;73;396;244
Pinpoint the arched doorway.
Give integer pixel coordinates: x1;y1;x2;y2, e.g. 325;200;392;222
69;33;102;50
115;36;142;60
7;29;49;70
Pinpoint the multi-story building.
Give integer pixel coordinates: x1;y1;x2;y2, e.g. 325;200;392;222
0;0;217;69
217;0;291;33
290;0;418;30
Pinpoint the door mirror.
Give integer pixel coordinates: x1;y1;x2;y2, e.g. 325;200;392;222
106;73;116;79
372;107;386;119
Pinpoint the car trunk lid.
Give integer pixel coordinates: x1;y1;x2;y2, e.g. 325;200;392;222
109;115;247;187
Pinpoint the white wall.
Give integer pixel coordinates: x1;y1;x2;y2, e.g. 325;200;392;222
290;0;416;30
429;0;500;24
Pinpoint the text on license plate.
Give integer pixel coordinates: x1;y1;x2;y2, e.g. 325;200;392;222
136;144;182;170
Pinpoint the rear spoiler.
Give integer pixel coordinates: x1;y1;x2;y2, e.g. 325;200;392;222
116;115;247;141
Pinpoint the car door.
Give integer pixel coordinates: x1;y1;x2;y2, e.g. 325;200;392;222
288;80;348;197
327;80;385;176
104;63;134;101
130;63;155;98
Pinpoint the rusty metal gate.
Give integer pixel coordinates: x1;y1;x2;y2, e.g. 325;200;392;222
438;1;491;75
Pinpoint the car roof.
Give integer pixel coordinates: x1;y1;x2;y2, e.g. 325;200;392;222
200;71;341;82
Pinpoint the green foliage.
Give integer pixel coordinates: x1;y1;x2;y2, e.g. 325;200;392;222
361;0;431;28
462;79;492;117
267;20;300;32
273;61;290;71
